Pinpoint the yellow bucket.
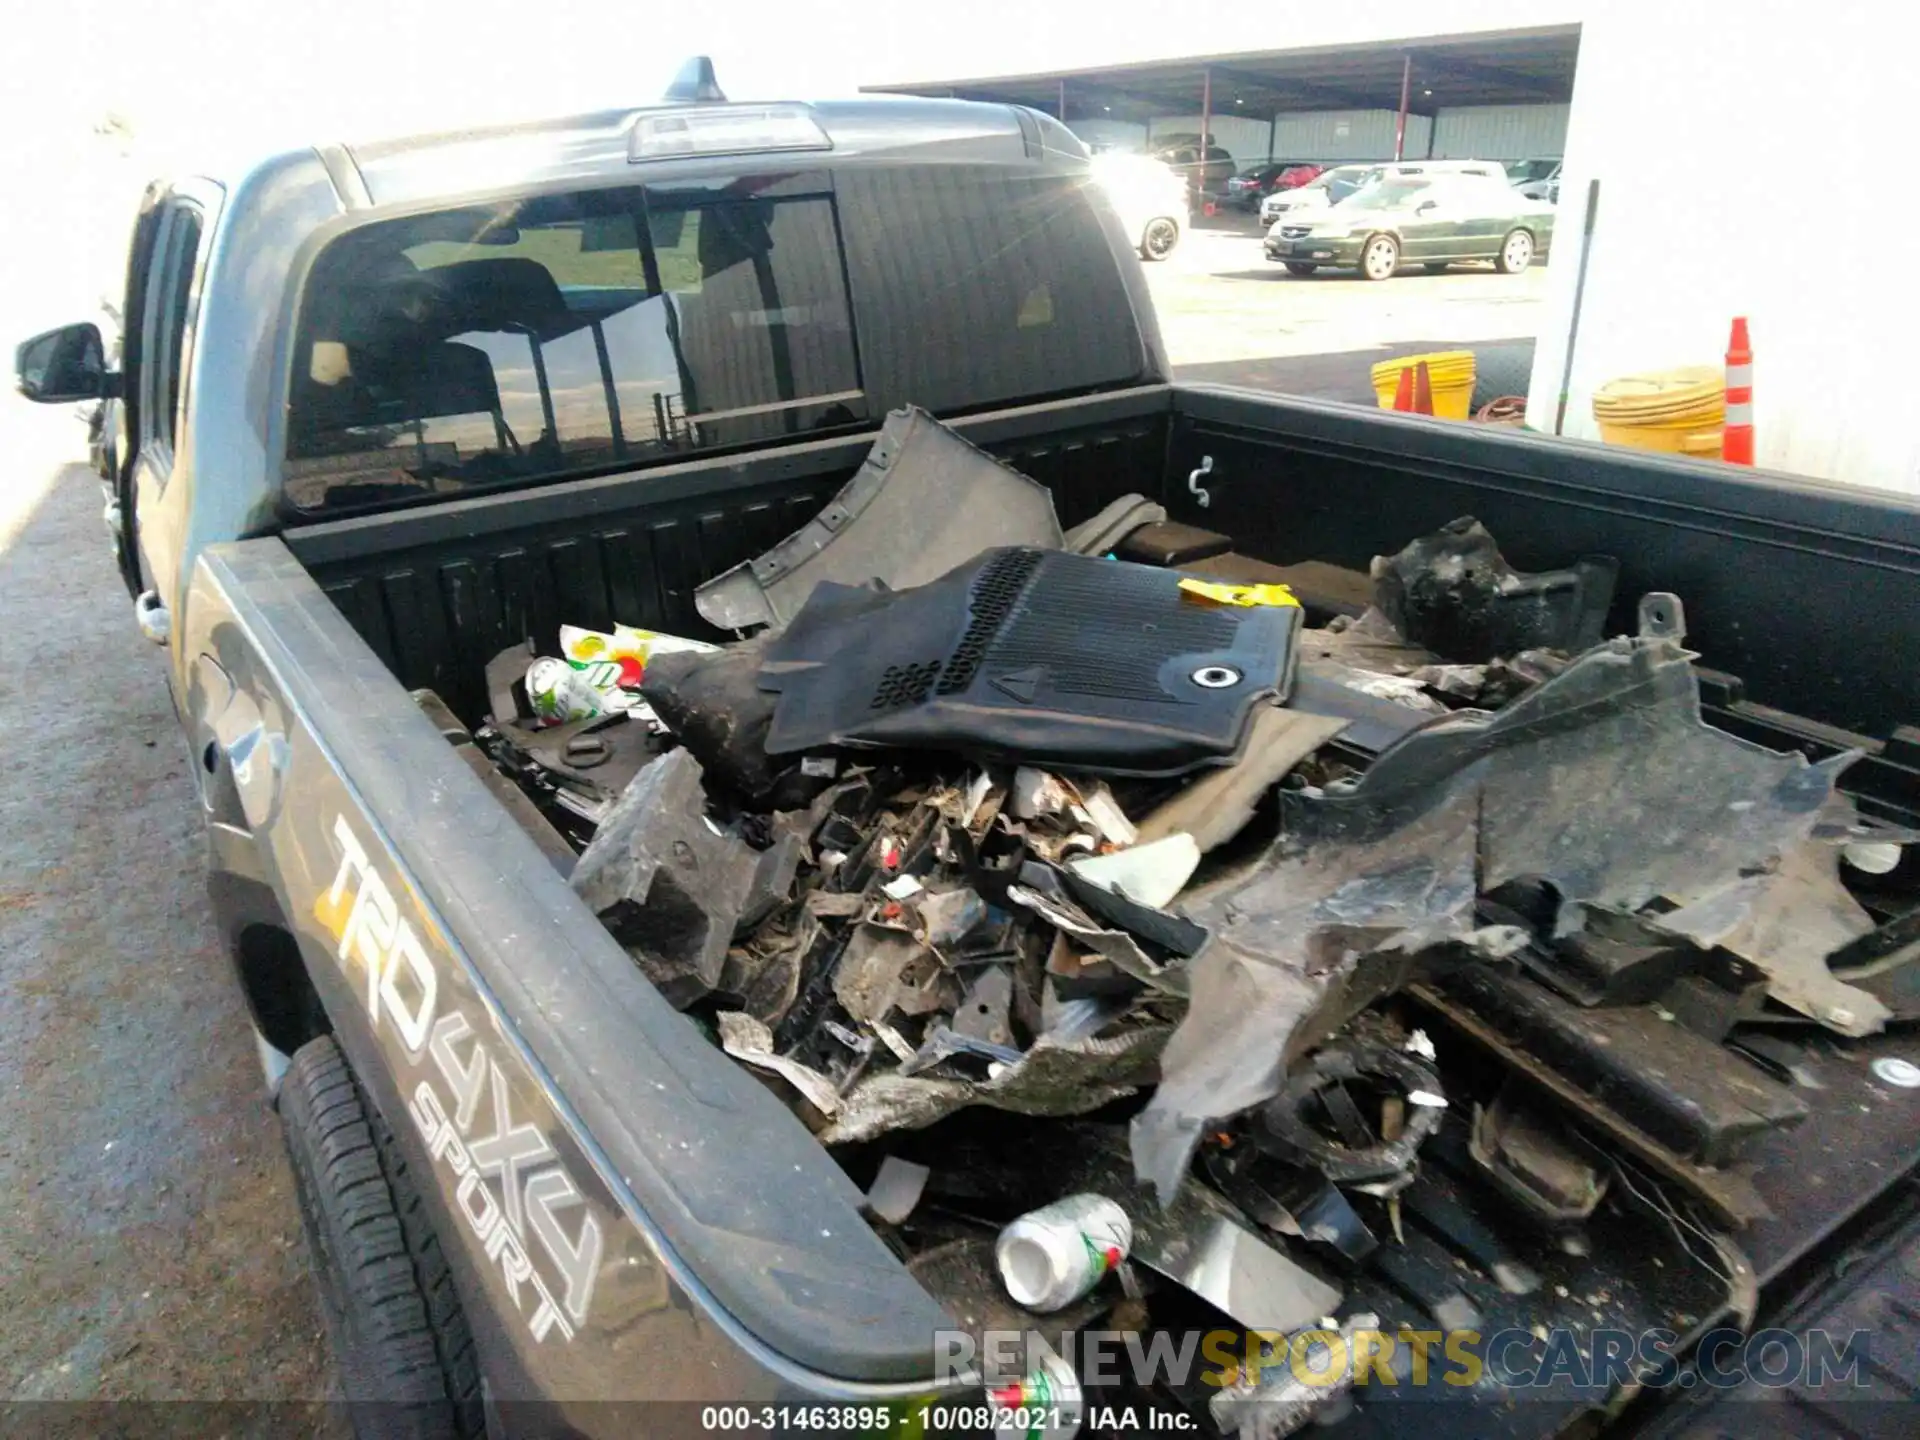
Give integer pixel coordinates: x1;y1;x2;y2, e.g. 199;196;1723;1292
1593;366;1724;456
1372;351;1476;420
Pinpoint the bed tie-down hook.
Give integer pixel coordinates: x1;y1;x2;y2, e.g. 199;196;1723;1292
1188;454;1214;509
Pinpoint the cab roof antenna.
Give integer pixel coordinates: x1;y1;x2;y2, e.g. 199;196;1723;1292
664;57;727;105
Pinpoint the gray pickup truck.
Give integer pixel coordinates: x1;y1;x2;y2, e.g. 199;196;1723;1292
15;69;1920;1440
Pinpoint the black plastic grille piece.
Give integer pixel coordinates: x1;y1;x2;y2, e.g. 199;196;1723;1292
937;548;1044;695
870;661;944;711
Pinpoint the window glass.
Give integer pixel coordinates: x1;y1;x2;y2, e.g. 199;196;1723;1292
833;166;1144;417
283;186;864;513
141;206;203;452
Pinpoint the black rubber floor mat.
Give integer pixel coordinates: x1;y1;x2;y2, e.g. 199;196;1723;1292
757;547;1300;776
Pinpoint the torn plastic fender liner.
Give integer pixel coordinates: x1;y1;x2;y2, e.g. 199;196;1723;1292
1134;620;1853;1202
695;406;1064;632
568;749;801;1009
1131;782;1489;1205
1306;627;1858;920
1654;832;1891;1035
759;547;1301;777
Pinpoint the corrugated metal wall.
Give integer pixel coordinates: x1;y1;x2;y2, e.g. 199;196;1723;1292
1069;119;1149;152
1075;105;1563;167
1270;110;1430;161
1429;104;1569;160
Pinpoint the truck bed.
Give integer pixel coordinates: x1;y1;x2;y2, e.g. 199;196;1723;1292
268;383;1920;1431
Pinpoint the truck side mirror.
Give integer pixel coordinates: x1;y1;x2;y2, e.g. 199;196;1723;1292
15;321;118;403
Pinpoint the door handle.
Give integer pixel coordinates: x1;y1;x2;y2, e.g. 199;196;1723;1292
134;588;170;645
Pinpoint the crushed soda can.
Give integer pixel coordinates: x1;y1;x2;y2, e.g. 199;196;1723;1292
528;624;719;728
526;656;625;725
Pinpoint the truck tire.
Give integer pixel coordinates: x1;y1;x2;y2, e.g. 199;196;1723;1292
1139;218;1180;261
280;1036;484;1440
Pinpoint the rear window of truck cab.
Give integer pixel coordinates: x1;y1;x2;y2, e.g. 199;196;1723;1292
281;167;1145;515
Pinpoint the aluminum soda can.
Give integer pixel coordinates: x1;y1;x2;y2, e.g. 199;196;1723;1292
525;657;614;724
991;1347;1084;1440
995;1193;1131;1313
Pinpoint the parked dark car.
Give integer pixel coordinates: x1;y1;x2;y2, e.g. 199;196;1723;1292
1265;172;1556;279
1151;139;1237;195
1224;161;1320;209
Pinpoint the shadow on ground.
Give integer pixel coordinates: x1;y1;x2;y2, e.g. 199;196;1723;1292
0;454;332;1424
1176;337;1537;408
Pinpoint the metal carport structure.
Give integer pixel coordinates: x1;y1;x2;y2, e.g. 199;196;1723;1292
865;24;1580;165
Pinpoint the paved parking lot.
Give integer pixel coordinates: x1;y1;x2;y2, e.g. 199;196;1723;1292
1148;218;1548;403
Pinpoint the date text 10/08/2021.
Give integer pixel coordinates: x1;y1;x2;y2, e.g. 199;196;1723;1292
698;1406;1193;1432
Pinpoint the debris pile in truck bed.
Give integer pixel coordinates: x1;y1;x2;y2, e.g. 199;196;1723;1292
463;406;1917;1436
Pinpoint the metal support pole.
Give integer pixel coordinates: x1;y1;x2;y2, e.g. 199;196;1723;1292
1199;66;1213;196
1058;78;1067;122
1267;112;1278;163
1394;55;1411;161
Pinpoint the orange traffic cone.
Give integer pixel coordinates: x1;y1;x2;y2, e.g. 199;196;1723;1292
1413;361;1435;416
1392;366;1415;412
1723;317;1754;465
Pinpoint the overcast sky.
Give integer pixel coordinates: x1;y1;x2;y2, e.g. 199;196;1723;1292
1;0;1579;327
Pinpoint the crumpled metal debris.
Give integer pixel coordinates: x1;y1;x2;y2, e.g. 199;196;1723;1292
1210;1312;1378;1440
718;1012;841;1117
834;924;957;1022
569;749;801;1008
819;1023;1171;1146
540;481;1901;1323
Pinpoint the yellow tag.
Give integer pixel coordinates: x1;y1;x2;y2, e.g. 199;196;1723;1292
1177;578;1302;609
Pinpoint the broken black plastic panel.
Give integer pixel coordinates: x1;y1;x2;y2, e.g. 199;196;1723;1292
1372;515;1620;664
694;407;1063;633
1433;963;1807;1167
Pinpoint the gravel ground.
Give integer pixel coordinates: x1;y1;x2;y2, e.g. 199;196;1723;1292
0;423;334;1429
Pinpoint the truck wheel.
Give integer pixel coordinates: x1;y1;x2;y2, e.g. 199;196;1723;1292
1360;234;1399;281
1496;229;1535;274
1284;262;1317;276
280;1036;484;1440
1139;218;1180;261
